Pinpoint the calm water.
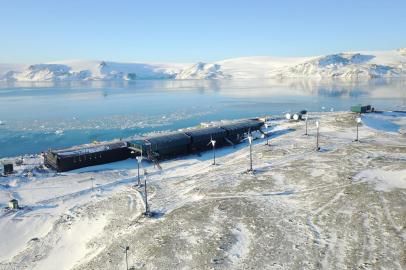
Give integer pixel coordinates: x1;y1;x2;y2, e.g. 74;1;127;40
0;79;405;158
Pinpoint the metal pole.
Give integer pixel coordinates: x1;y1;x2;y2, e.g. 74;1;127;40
316;122;320;151
125;247;129;270
144;178;149;215
356;122;359;141
305;117;308;135
137;162;140;186
249;141;253;171
213;144;216;165
266;125;269;145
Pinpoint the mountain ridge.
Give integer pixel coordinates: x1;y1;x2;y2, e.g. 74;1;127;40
1;49;405;81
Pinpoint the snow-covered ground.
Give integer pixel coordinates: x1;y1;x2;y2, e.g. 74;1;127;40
1;49;406;81
0;112;406;269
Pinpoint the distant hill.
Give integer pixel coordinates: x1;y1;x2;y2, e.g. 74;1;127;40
1;49;406;81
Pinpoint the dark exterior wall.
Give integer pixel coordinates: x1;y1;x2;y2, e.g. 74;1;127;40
186;127;228;152
45;146;130;172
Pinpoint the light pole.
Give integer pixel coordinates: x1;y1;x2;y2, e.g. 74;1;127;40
248;133;253;172
355;116;361;142
210;138;216;165
136;156;143;186
122;246;129;270
131;151;142;186
305;115;308;136
144;177;149;216
264;123;269;145
316;121;320;151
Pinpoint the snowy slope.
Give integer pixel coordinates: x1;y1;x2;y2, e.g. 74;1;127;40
1;49;406;81
0;60;189;82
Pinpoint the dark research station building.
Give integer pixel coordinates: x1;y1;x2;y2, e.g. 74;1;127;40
45;118;264;172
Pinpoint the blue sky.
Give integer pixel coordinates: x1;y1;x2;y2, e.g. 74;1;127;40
1;0;405;63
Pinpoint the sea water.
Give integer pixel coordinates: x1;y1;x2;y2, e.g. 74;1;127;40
0;79;405;158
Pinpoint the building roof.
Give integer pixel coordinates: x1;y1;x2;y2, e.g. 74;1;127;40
220;119;263;131
51;141;127;157
145;132;191;145
184;126;227;137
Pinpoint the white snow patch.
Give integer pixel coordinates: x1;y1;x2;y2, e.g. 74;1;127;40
354;169;406;191
228;223;251;263
32;216;107;270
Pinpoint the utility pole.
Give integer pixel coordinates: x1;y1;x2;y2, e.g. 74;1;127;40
210;138;216;165
264;123;269;145
121;246;129;270
144;177;149;215
136;156;143;186
248;133;253;172
305;115;308;136
316;121;320;151
355;116;361;142
131;150;143;186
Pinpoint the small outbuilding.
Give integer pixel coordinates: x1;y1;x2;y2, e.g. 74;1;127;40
351;105;374;113
3;163;13;175
8;199;19;209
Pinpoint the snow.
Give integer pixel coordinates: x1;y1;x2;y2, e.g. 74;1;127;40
1;111;406;269
1;49;406;81
354;169;406;191
228;223;251;263
32;216;107;270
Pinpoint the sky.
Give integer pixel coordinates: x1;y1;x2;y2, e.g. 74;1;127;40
1;0;405;63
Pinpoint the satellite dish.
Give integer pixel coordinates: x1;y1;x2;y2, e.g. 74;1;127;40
210;139;216;146
293;114;299;121
285;113;291;120
356;117;362;123
316;121;319;128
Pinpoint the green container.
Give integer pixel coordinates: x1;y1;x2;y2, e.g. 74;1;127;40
351;105;371;113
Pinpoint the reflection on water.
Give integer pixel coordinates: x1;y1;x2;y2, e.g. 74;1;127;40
0;78;405;158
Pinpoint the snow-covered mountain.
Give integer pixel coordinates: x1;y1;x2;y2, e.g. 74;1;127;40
1;49;406;81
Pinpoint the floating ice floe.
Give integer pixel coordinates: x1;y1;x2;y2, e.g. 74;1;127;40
55;129;64;135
